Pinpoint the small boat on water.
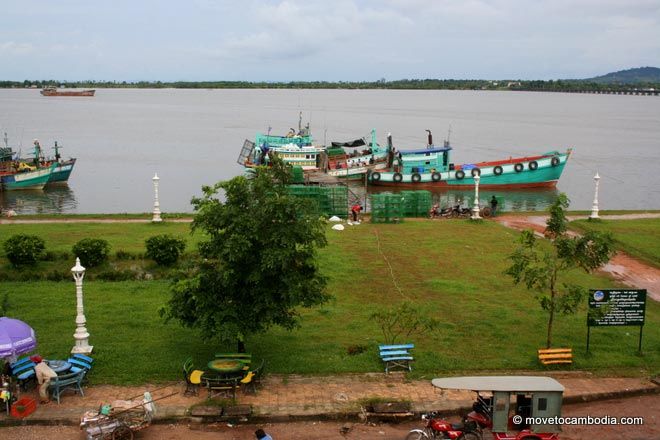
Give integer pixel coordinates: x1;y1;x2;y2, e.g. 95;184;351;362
40;87;95;97
369;131;571;189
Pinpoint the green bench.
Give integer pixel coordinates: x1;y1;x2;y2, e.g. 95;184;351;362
49;370;85;404
379;344;414;373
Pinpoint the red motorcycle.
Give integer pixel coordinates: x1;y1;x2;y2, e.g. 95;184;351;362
405;411;483;440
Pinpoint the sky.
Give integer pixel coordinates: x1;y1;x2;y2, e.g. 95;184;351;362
1;0;659;81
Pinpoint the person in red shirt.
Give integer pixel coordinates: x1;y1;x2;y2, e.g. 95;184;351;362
350;203;362;222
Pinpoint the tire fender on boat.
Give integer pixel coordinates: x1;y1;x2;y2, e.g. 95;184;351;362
431;172;442;182
551;156;560;167
455;170;465;180
411;173;422;183
493;165;503;176
529;161;538;171
393;172;403;183
371;171;381;181
514;163;524;173
471;168;481;177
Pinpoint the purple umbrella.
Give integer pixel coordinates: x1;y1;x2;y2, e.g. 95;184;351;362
0;317;37;359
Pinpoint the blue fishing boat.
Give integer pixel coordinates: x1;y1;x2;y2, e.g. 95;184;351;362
369;131;571;189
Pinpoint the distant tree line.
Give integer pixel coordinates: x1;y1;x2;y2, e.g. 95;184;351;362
2;78;658;92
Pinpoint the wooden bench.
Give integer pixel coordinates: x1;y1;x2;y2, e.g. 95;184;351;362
538;348;573;365
48;370;85;404
379;344;414;373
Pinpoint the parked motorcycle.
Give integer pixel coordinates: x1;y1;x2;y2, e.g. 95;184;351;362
405;411;482;440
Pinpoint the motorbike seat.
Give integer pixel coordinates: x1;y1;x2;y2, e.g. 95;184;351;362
451;423;464;431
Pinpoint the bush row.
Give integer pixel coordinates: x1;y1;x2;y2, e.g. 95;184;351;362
2;234;187;268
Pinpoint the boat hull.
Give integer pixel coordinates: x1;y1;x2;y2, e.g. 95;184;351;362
1;165;55;190
47;159;77;184
370;151;570;189
41;89;95;97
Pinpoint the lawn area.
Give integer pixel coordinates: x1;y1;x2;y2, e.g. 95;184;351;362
570;218;660;268
1;220;658;384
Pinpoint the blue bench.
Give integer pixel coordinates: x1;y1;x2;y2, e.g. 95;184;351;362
379;344;414;373
10;359;36;390
49;370;86;404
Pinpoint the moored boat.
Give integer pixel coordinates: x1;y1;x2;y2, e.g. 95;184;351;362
324;130;391;179
369;131;571;189
21;139;76;185
238;117;391;180
40;87;95;97
0;162;56;190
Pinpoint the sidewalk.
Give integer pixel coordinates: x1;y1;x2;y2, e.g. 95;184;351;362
1;373;657;426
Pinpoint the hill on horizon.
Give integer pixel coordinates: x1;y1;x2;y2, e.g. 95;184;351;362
583;66;660;84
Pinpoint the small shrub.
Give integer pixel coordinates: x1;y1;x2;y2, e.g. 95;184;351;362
3;234;45;267
95;270;138;281
347;344;367;356
145;234;186;266
72;238;110;268
41;250;70;261
115;250;135;260
46;270;70;282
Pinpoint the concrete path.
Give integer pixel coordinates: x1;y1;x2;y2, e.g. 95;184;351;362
0;373;656;426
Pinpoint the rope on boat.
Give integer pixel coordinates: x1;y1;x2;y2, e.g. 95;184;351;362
372;229;408;300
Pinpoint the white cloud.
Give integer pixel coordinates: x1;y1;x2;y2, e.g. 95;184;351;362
0;41;34;55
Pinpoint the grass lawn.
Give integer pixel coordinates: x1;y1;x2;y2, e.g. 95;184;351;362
1;220;658;384
570;218;660;268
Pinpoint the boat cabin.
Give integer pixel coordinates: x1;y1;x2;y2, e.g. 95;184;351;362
397;144;453;174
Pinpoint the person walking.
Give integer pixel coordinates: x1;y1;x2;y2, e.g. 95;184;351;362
31;355;57;404
490;195;499;216
255;428;274;440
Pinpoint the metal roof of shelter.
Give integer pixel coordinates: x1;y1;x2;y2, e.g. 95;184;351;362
431;376;565;393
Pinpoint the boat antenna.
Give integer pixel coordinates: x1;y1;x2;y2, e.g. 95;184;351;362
3;132;7;148
425;129;433;148
298;111;302;133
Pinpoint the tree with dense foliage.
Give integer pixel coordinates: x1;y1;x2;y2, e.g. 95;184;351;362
505;194;616;348
161;156;330;351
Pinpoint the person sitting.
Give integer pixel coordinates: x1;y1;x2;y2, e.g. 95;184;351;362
32;355;57;404
429;204;440;218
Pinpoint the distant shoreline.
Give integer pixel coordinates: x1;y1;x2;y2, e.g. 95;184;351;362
2;78;659;94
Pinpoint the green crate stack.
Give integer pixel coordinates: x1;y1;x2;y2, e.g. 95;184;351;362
400;191;418;217
291;166;305;184
324;185;348;218
287;185;348;219
370;192;404;223
400;190;432;217
414;190;432;217
326;147;346;157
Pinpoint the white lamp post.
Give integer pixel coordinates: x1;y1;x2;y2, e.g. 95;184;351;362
471;173;482;220
589;172;600;220
71;258;93;354
152;173;162;222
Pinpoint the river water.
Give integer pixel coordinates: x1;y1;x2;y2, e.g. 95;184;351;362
1;89;659;214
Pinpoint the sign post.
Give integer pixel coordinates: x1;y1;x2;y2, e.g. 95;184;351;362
587;289;646;354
